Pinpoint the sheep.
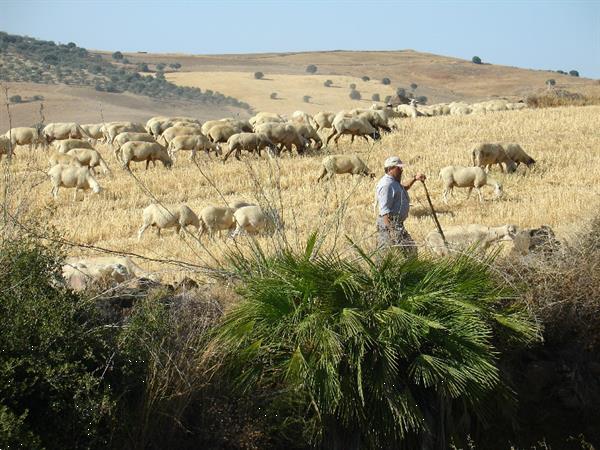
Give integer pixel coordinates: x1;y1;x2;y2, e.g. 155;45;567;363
54;138;93;154
291;110;317;128
80;123;104;143
229;200;256;210
201;118;252;136
510;225;560;256
43;122;89;143
426;224;518;256
249;112;286;128
254;123;308;155
169;135;221;161
326;116;380;145
223;132;276;161
101;122;146;144
138;203;200;240
313;111;336;131
506;102;528;111
113;132;156;161
232;205;281;237
502;143;535;168
471;143;518;173
317;155;374;182
159;125;203;146
0;135;12;160
48;151;82;168
439;165;503;204
206;123;241;144
4;126;46;150
290;123;322;150
120;141;172;171
357;110;392;132
146;117;176;137
48;165;102;201
198;205;236;237
66;148;112;175
395;99;421;118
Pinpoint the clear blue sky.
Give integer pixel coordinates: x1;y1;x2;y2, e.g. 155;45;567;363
1;0;599;78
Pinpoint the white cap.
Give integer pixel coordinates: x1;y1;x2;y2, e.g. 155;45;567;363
384;156;405;169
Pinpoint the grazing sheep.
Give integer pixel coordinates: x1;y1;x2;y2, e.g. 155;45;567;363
101;122;146;144
472;143;518;173
395;99;421;118
426;224;518;256
326;116;380;145
254;123;308;155
0;135;11;160
113;132;156;161
198;205;236;237
291;110;317;128
206;123;241;144
201;118;252;136
439;165;503;203
502;143;535;168
54;138;93;154
159;125;203;146
510;225;560;256
249;112;286;128
290;123;322;150
232;205;281;237
317;154;374;182
169;135;221;161
138;203;200;240
43;122;89;143
120;141;172;171
48;165;102;200
356;110;392;132
313;111;336;131
146;117;176;137
224;132;275;161
4;126;46;150
66;148;112;175
48;151;82;168
229;200;256;210
80;123;104;143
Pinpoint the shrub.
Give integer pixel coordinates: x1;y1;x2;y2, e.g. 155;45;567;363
137;62;149;72
169;62;182;70
416;95;428;104
569;70;579;77
410;83;418;90
32;95;44;101
557;70;567;75
254;71;264;80
9;95;22;103
156;63;166;71
270;92;277;99
349;89;361;100
349;83;356;89
211;236;540;448
306;64;317;74
361;76;370;82
371;93;380;102
324;79;333;87
546;79;556;86
472;56;482;64
396;87;406;97
381;77;391;85
303;95;311;103
112;51;123;60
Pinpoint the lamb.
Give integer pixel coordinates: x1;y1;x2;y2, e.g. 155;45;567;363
4;127;46;150
120;141;172;170
395;99;421;118
48;165;102;201
290;123;322;150
439;165;503;204
54;138;93;154
426;224;518;256
317;155;374;182
138;203;200;240
254;123;308;155
229;200;256;210
66;148;112;175
43;122;89;143
471;143;518;173
502;143;535;168
198;205;236;237
206;123;242;144
326;116;380;145
313;111;336;131
169;135;221;161
223;132;276;161
510;225;560;256
232;205;281;237
113;132;156;161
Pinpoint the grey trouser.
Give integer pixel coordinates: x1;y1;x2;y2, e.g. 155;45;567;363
376;215;417;256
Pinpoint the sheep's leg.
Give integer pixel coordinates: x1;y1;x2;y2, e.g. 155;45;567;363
465;187;473;200
442;188;450;204
475;188;484;202
73;188;79;202
51;185;59;199
326;130;337;145
350;134;355;143
361;135;369;143
137;223;150;241
316;167;327;182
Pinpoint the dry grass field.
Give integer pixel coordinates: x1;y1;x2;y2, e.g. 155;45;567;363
3;104;599;283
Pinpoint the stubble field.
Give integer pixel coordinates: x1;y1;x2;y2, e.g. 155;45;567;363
3;105;599;282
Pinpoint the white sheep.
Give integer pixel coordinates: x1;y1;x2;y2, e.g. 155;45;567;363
254;123;308;155
138;203;200;240
4;127;46;150
66;148;112;175
48;165;102;201
54;138;93;154
326;116;380;145
43;122;89;143
224;132;275;161
198;205;236;237
159;125;203;146
120;141;172;170
313;111;336;131
471;143;518;173
439;165;503;204
426;224;518;256
502;143;535;168
168;135;221;161
232;205;281;237
317;154;374;182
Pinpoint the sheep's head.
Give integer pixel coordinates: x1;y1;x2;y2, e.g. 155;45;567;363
214;144;223;156
371;131;381;141
505;160;518;174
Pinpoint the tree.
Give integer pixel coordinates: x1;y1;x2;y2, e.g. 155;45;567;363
569;70;580;77
169;62;182;70
303;95;311;103
156;63;166;71
324;79;333;87
396;87;406;97
306;64;317;74
270;92;277;99
381;77;391;85
349;89;361;100
416;95;428;104
349;83;356;89
371;93;380;102
9;95;22;103
546;79;556;87
211;236;539;449
472;56;482;64
361;76;370;82
112;51;124;60
137;63;149;72
410;83;418;90
254;71;264;80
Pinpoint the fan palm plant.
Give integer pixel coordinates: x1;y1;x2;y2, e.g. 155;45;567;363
209;235;540;449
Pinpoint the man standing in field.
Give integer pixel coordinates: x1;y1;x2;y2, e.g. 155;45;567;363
375;156;426;255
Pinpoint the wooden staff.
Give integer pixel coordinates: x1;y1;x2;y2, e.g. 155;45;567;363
420;179;447;245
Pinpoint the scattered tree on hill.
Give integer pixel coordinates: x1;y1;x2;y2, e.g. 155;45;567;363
9;95;22;103
306;64;318;74
371;93;380;102
410;83;418;90
303;95;311;103
362;76;370;82
112;51;123;60
546;79;556;87
349;89;361;100
396;87;406;97
169;62;182;70
254;71;264;80
137;63;149;72
416;95;428;104
32;95;44;101
557;70;567;75
270;92;277;99
156;63;166;71
349;83;356;89
324;79;333;87
472;56;482;64
381;77;391;85
569;70;579;77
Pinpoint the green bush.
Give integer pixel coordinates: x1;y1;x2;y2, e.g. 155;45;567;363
324;79;333;87
306;64;317;74
410;83;418;90
349;82;356;89
361;75;370;81
569;70;579;77
112;51;123;60
416;95;428;104
546;79;556;86
303;95;311;103
270;92;277;99
9;94;22;103
472;56;482;64
371;93;380;101
211;237;540;448
169;62;182;70
381;77;391;85
254;71;264;80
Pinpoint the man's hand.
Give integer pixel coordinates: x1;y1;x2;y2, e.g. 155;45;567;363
414;173;426;182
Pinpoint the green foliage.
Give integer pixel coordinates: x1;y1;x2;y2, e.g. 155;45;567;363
156;62;166;71
211;237;540;448
381;77;391;85
324;79;333;87
410;83;418;90
472;56;482;64
306;64;317;74
349;82;356;89
112;51;123;60
371;93;380;102
254;71;264;79
303;95;311;103
349;89;361;100
137;62;150;72
270;92;277;99
361;75;370;81
569;69;579;77
546;79;556;86
169;62;182;70
417;95;428;104
396;87;406;97
8;94;22;103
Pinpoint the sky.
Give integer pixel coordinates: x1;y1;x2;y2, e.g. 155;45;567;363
1;0;599;78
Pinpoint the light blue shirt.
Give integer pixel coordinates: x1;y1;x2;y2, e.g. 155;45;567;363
375;174;410;222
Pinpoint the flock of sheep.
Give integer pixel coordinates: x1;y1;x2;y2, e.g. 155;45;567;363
0;97;548;287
